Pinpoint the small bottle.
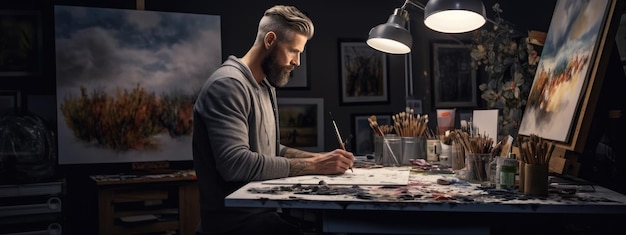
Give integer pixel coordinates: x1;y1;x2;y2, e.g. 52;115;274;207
498;153;518;189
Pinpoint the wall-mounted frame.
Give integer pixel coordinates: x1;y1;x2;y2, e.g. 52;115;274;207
351;113;391;155
406;97;423;114
431;41;477;108
281;51;309;89
0;91;21;114
519;0;620;153
0;10;42;76
338;40;388;104
277;98;324;152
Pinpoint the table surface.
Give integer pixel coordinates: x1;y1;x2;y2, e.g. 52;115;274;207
226;166;626;215
90;169;196;185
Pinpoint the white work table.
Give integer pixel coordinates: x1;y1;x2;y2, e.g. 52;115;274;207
225;167;626;234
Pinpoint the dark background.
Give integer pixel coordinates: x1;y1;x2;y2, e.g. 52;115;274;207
2;0;625;234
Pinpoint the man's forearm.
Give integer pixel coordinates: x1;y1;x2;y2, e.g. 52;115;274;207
284;147;317;176
286;158;309;176
283;147;317;158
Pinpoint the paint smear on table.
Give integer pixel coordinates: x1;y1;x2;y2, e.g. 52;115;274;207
262;167;411;186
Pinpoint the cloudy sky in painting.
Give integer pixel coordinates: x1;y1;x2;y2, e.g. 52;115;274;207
54;5;221;95
541;0;607;60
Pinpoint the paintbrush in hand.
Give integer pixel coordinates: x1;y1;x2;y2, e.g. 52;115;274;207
329;112;352;172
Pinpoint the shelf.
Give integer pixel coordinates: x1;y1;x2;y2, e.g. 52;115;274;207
0;180;64;198
91;170;196;186
115;208;179;218
0;180;65;235
0;196;62;217
0;220;63;235
111;189;170;203
94;173;198;235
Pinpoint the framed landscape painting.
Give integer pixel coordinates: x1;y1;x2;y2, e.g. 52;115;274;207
0;10;42;76
54;6;221;164
339;40;388;104
278;98;324;152
431;41;477;108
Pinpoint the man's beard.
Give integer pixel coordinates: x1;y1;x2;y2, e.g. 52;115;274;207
262;47;293;87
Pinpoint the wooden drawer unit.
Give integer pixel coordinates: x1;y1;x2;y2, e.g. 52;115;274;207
92;171;198;235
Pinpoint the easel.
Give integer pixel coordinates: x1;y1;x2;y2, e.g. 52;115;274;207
549;147;580;176
511;145;580;176
543;0;625;177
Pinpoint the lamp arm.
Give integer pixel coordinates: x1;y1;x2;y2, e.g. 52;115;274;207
400;0;412;10
405;0;426;11
405;0;499;26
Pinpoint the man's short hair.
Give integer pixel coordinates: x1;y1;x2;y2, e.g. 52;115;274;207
256;5;314;44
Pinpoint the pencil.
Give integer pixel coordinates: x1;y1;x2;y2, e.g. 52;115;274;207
329;112;353;172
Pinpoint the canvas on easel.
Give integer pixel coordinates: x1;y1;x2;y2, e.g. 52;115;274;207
518;0;624;175
518;0;621;150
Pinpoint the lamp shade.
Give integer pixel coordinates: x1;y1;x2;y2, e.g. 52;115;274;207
367;8;412;54
424;0;486;33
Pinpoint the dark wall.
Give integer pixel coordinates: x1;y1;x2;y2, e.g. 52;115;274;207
17;0;626;234
0;0;559;156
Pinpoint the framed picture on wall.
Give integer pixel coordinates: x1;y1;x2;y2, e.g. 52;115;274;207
431;41;477;108
0;10;42;76
281;51;309;89
406;97;423;114
277;98;324;152
351;113;391;155
338;40;388;104
0;91;21;114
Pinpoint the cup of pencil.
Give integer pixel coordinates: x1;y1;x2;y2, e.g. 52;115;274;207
519;134;554;196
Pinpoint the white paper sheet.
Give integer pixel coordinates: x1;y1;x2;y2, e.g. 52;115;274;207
472;109;499;142
262;167;411;186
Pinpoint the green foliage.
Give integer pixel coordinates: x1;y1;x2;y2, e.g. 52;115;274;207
60;84;195;151
470;3;540;141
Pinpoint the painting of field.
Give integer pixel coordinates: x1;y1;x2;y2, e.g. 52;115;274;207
54;6;221;164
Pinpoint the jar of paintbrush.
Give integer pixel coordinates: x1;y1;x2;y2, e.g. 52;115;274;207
455;132;494;184
368;115;393;165
519;134;555;196
392;109;429;165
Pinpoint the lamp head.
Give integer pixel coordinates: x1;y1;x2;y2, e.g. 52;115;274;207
367;8;412;54
424;0;486;33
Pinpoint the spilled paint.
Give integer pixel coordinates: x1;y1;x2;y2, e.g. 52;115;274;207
248;181;376;200
247;178;619;205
